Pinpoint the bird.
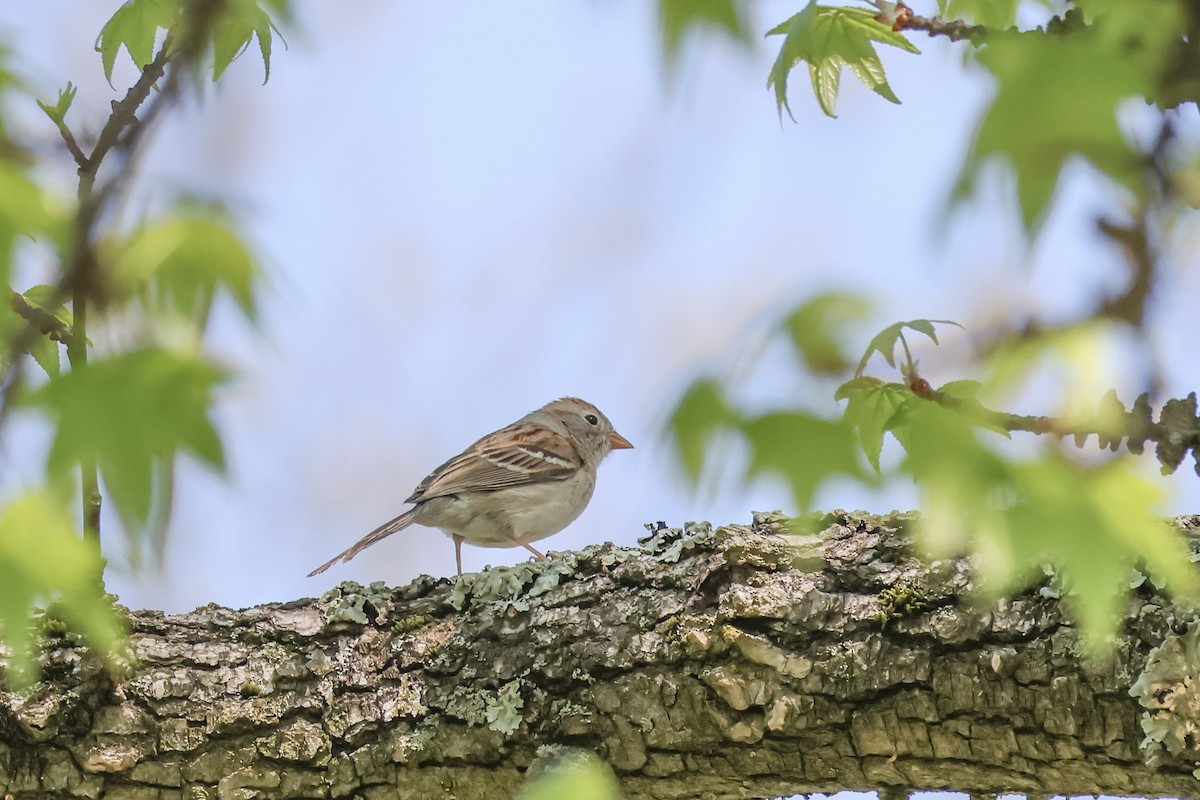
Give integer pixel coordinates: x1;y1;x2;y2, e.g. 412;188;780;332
308;397;633;577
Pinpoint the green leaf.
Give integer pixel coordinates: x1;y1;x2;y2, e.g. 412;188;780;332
854;318;960;376
902;401;1198;651
659;0;753;60
779;292;870;374
937;379;982;399
0;165;64;335
668;377;738;483
27;335;61;379
518;752;625;800
115;214;260;323
211;0;282;82
767;2;919;118
96;0;282;84
36;82;77;125
1006;455;1197;647
837;376;908;472
25;347;227;529
960;6;1182;231
11;286;72;377
0;490;125;688
95;0;181;83
981;322;1119;430
935;379;1011;437
741;410;866;509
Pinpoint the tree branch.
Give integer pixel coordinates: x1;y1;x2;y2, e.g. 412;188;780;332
2;513;1199;798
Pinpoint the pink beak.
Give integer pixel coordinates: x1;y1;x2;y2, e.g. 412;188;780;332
609;431;634;450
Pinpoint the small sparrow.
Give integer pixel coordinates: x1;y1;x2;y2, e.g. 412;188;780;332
308;397;633;577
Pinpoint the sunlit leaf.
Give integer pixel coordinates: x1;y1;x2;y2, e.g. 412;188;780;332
26;347;227;528
937;379;982;399
668;378;738;483
211;0;282;82
741;410;865;509
114;214;260;323
960;4;1181;231
96;0;283;84
0;490;125;688
982;322;1121;429
95;0;181;83
36;82;77;125
780;293;870;374
902;401;1198;651
836;376;907;471
0;162;62;269
854;318;960;376
0;166;65;347
1005;455;1198;646
767;2;919;118
659;0;753;60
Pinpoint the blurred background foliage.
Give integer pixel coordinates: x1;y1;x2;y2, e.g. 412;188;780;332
0;0;285;686
665;0;1200;652
0;0;1196;688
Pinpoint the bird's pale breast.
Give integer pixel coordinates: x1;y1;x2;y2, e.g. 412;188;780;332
413;467;597;549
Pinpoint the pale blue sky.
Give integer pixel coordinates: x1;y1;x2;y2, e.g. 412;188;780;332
1;2;1197;617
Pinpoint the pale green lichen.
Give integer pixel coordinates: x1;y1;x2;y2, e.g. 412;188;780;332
1130;621;1200;769
447;559;578;613
441;685;489;726
485;679;525;735
319;581;393;625
640;521;716;563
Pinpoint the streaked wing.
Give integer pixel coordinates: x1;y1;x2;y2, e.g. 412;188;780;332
406;422;582;502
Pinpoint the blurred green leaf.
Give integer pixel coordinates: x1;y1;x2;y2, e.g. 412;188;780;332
0;161;62;270
981;322;1120;431
115;214;260;323
96;0;181;83
960;4;1181;230
904;401;1198;650
518;752;625;800
741;410;866;509
937;379;982;399
935;379;1011;437
26;347;227;529
211;0;282;82
767;2;919;118
779;291;870;374
854;318;960;376
659;0;753;60
668;377;738;483
0;490;125;689
836;376;907;471
0;165;64;349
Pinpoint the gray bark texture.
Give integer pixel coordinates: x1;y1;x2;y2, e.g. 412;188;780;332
3;511;1200;800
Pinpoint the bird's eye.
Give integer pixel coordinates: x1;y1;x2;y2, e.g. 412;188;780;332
584;414;599;426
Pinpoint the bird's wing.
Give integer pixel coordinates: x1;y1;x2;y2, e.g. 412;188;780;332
406;421;582;502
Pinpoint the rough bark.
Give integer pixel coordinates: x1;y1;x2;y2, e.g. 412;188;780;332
2;512;1200;800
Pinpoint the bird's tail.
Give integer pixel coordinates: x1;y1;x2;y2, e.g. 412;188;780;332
307;508;418;577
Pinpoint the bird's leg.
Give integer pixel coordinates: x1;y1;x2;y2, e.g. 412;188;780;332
454;534;464;576
510;535;547;561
